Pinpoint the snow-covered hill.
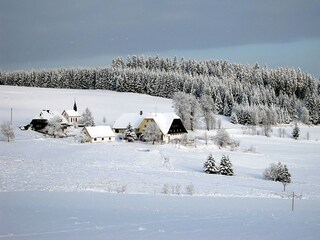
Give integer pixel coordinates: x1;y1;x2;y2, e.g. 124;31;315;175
1;85;320;240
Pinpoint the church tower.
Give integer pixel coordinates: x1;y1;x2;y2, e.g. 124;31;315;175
73;99;77;112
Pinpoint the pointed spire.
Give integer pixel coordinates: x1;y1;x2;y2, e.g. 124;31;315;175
73;98;77;112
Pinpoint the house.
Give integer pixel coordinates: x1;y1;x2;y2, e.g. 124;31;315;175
62;110;80;124
112;112;145;133
82;126;116;143
139;113;188;143
30;110;68;131
113;112;187;143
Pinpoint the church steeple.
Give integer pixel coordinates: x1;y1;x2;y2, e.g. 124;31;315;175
73;98;77;112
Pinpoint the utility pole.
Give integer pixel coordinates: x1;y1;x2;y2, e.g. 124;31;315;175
292;192;295;212
10;108;13;125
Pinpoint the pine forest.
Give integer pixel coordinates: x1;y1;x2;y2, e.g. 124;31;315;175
1;56;319;125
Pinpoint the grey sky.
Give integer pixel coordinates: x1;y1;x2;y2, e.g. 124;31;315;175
1;0;320;77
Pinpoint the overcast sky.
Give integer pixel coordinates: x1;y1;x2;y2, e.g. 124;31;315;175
1;0;320;77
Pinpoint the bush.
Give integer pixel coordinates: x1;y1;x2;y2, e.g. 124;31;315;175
185;183;195;195
214;129;239;149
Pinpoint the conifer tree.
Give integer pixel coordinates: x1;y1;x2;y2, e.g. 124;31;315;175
203;154;219;174
230;112;238;124
292;123;299;139
124;123;137;142
78;107;95;127
219;155;234;176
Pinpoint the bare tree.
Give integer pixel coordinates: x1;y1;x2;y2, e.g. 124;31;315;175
1;121;15;142
45;115;66;138
143;122;162;144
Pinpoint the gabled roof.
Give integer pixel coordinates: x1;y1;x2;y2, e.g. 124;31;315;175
113;112;183;134
62;110;80;117
83;126;115;138
113;113;145;129
32;110;68;124
144;112;181;134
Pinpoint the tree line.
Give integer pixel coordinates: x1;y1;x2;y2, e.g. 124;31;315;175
1;55;319;125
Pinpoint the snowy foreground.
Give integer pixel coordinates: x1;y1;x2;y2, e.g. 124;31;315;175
1;85;320;239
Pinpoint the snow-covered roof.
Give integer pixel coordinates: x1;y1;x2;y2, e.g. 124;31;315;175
113;112;181;134
62;110;80;117
113;113;145;129
33;110;68;124
144;112;180;134
84;126;115;138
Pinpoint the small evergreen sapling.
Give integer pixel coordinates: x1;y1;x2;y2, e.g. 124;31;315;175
292;123;300;140
230;112;238;124
203;154;219;174
124;123;137;142
219;155;234;176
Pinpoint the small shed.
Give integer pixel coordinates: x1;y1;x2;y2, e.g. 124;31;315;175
82;126;116;143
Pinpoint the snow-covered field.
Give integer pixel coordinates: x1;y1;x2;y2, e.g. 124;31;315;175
1;85;320;239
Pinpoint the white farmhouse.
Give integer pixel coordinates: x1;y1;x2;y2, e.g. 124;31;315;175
82;126;116;143
113;112;187;143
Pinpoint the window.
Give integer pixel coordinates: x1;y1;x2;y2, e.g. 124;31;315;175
102;138;104;141
109;137;111;140
94;138;97;141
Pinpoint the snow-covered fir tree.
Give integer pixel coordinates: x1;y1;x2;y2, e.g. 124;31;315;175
230;112;238;124
78;107;95;127
2;55;320;125
124;123;137;142
292;123;300;139
219;155;234;176
203;154;219;174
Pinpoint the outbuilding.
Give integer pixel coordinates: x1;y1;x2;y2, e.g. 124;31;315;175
82;126;116;143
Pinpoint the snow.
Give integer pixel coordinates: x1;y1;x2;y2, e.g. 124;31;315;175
113;113;145;129
32;109;67;124
62;109;80;117
1;85;320;239
145;112;180;134
84;126;115;138
113;112;181;134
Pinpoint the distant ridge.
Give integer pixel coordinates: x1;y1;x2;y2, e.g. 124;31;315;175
1;56;319;124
